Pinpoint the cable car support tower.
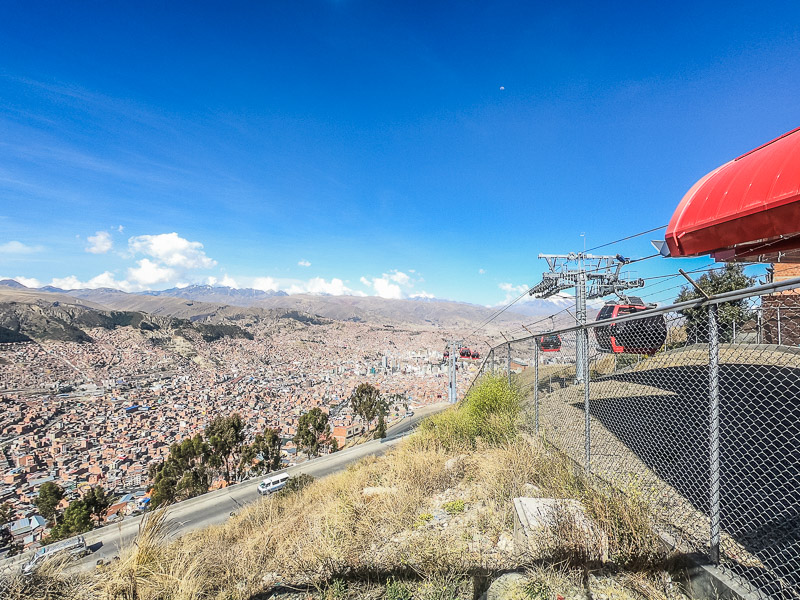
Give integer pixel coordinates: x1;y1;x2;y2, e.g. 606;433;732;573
529;253;644;383
446;339;462;404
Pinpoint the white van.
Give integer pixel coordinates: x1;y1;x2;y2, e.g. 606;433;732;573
22;535;88;575
257;472;290;495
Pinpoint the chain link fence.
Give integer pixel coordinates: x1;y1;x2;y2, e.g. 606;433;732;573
468;279;800;599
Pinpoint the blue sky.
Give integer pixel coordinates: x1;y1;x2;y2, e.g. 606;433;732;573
1;1;798;306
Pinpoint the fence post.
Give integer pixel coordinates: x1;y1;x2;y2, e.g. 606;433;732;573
708;304;721;564
583;328;591;473
757;307;762;344
534;344;539;434
507;342;511;387
777;306;782;345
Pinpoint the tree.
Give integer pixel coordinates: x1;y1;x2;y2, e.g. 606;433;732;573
0;502;13;525
350;383;392;439
238;427;282;478
149;433;210;507
83;487;113;522
49;499;92;541
206;413;246;483
294;408;329;458
676;263;756;343
350;383;381;430
373;395;389;439
35;482;64;525
0;502;20;556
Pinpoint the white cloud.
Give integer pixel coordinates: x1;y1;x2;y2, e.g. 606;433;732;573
496;282;530;305
128;232;216;269
373;278;403;299
288;277;352;295
411;291;435;299
85;271;129;290
117;225;124;233
127;259;177;287
298;259;311;267
0;241;43;254
479;268;486;275
48;271;131;291
49;275;83;289
252;276;279;292
499;282;528;294
206;276;218;286
389;271;410;285
220;274;238;288
359;269;420;299
86;231;113;254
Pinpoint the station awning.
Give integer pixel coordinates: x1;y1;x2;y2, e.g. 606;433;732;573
665;127;800;263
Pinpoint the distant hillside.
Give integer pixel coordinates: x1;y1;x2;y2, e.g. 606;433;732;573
0;288;253;344
60;286;566;329
142;284;288;303
0;279;26;289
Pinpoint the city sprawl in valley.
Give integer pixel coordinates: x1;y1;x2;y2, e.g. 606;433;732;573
0;284;485;546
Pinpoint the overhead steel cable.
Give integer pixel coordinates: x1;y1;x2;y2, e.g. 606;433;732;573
585;224;668;253
499;306;573;338
465;286;532;341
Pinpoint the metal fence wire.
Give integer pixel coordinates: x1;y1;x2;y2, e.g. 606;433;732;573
469;278;800;599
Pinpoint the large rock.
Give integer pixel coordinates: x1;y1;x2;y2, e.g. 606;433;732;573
487;573;529;600
361;486;398;498
513;497;608;562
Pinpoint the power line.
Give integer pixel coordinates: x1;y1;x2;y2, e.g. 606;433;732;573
585;224;668;253
466;286;532;340
501;306;572;338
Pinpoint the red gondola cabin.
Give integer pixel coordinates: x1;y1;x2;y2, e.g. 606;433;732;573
535;334;562;352
594;300;667;355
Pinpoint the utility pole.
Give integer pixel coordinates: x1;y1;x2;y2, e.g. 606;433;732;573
529;253;644;382
447;339;461;404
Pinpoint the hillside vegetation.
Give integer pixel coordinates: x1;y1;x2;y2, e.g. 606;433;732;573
4;375;683;600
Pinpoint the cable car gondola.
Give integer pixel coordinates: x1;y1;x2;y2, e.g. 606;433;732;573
471;350;480;359
459;347;472;358
594;298;667;355
535;334;561;352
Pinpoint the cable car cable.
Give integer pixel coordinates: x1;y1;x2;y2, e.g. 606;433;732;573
584;224;668;253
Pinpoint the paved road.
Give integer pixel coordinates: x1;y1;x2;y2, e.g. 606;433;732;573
0;403;447;575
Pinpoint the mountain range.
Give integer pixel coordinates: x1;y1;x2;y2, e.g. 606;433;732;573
0;280;575;330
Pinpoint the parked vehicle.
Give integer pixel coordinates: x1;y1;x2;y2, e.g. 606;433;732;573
257;472;290;495
22;536;89;575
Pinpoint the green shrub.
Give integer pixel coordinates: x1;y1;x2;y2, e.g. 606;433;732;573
325;578;347;600
416;374;521;450
414;512;434;528
275;473;315;498
442;500;465;515
524;579;552;600
385;577;413;600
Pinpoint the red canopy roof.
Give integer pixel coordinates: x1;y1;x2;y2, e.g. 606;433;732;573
665;127;800;263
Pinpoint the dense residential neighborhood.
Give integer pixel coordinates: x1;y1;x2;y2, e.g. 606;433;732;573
0;316;477;553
